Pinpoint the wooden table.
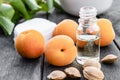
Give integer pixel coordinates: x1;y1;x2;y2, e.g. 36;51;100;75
0;0;120;80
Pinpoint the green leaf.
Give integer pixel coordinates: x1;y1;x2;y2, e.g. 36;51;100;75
2;0;10;3
23;0;41;11
0;0;2;5
0;16;14;35
47;0;54;13
11;10;22;23
0;3;15;20
53;0;64;12
39;2;48;12
10;0;30;20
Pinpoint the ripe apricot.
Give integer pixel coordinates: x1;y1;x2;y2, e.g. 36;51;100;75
53;19;78;43
44;35;77;66
96;18;115;47
15;30;45;59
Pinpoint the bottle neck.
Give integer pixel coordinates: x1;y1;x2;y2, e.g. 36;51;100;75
79;6;97;18
79;6;97;27
78;7;99;34
78;17;97;27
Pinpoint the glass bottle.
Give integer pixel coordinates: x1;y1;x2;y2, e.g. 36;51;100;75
76;6;100;65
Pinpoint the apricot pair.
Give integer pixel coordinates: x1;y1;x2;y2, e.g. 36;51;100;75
15;30;77;66
53;19;115;47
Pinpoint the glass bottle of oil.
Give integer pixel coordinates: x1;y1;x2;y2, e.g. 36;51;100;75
76;6;100;65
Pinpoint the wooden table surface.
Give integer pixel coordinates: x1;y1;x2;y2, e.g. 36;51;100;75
0;0;120;80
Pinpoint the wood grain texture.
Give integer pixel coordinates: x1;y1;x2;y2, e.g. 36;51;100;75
0;36;41;80
98;0;120;49
0;13;47;80
42;9;120;80
100;43;120;80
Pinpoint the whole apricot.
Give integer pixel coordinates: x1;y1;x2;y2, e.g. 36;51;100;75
44;35;77;66
96;18;115;47
15;30;45;59
53;19;78;43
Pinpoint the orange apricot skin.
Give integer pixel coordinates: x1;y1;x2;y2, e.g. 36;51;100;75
53;19;78;43
15;30;45;59
77;40;87;48
44;35;77;66
96;18;115;47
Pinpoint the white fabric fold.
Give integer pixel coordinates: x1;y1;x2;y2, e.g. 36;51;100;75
14;18;56;43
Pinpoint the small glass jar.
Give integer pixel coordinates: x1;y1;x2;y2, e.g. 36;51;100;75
76;6;100;65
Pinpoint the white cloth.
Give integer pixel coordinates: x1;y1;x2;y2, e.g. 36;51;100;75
14;18;56;43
